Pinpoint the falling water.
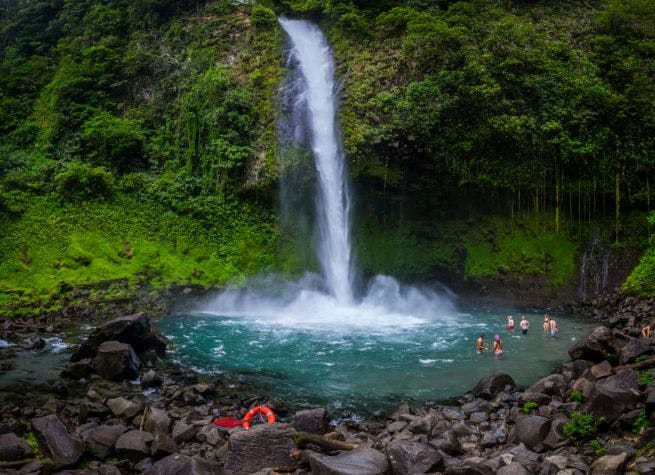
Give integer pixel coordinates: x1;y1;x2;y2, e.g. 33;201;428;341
279;18;353;304
578;235;612;300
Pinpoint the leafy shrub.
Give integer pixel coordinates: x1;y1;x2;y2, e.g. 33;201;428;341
53;161;114;202
563;412;604;440
589;439;607;457
569;389;584;402
638;371;654;387
522;401;539;414
632;410;651;435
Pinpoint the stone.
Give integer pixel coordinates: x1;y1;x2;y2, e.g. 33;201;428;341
586;369;640;422
145;453;224;474
473;373;517;400
61;358;93;379
569;326;621;363
19;336;45;350
0;433;33;461
172;420;197;443
307;447;390;475
151;432;178;459
92;341;141;380
106;397;142;419
31;414;85;467
292;408;328;434
115;430;153;462
387;421;407;433
590;452;628;475
71;313;166;362
525;374;567;397
470;412;489;424
141;370;161;388
83;423;128;459
497;462;530;475
646;388;655;416
511;416;551;452
520;392;551;405
620;338;652;364
590;361;613;380
387;440;441;474
143;407;171;436
542;417;569;449
223;424;297;475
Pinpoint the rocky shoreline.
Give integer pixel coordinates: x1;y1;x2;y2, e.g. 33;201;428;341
0;293;654;474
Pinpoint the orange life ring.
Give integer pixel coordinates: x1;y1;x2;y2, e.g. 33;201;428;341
242;405;276;429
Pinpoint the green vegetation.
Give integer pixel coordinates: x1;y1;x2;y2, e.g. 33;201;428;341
589;439;607;457
522;401;539;415
1;0;654;308
569;389;584;403
632;410;651;435
638;370;654;388
563;412;605;440
25;432;41;458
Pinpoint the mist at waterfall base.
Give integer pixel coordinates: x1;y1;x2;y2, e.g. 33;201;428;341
156;19;593;412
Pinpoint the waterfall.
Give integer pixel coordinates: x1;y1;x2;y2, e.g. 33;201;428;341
578;235;612;300
279;18;354;305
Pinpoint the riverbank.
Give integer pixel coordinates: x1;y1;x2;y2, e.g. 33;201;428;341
0;292;653;474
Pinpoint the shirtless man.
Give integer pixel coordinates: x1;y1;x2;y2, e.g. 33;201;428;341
493;335;503;357
476;334;487;354
520;315;529;335
543;315;551;331
507;315;515;331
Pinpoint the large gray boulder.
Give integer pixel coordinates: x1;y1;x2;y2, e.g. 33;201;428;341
92;341;141;380
510;416;551;452
306;447;390;475
0;433;33;461
620;338;652;364
71;312;165;362
115;430;153;462
497;462;530;475
223;424;297;475
525;374;567;398
143;407;171;436
387;440;441;474
292;408;328;434
472;373;516;400
590;452;628;475
586;369;640;423
31;414;85;467
83;423;128;459
107;397;142;419
569;326;621;363
145;453;224;474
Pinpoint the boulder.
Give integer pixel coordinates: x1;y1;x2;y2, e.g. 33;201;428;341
143;407;171;436
106;397;142;419
0;433;33;461
472;373;516;400
151;432;178;459
292;408;328;434
83;424;128;459
511;416;551;452
145;453;224;474
115;430;153;462
620;338;652;364
141;370;161;388
19;336;45;350
92;341;140;380
61;358;93;379
586;369;640;423
71;313;165;362
171;420;196;443
569;326;621;364
224;424;297;475
525;374;567;398
31;414;85;467
646;388;655;416
497;462;530;475
590;452;628;475
306;447;390;475
387;440;441;474
542;417;569;449
590;361;613;380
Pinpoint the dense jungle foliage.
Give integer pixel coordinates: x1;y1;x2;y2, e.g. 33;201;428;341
0;0;653;312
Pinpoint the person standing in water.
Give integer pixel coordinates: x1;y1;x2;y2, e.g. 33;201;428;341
520;315;529;335
507;315;515;331
543;314;551;331
549;317;558;336
476;334;487;354
493;334;503;357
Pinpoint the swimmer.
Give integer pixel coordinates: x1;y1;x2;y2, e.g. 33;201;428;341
493;334;503;357
549;317;558;336
507;315;515;331
476;333;487;354
642;323;652;339
543;314;551;331
520;315;529;335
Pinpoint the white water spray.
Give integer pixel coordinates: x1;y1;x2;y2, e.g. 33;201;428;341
200;19;455;327
279;18;353;304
